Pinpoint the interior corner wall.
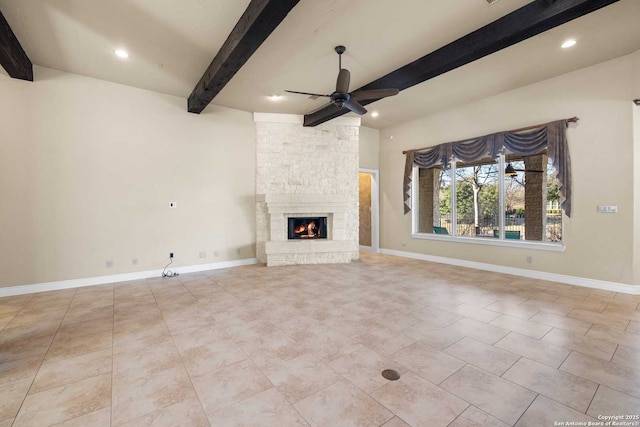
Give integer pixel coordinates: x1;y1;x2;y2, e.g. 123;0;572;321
359;126;379;170
634;103;640;285
633;51;640;285
379;51;639;286
0;66;256;288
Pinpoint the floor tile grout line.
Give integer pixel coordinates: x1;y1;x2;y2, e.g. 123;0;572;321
557;349;574;369
11;288;77;425
147;280;213;427
583;322;596;337
444;403;471;427
584;383;600;416
512;393;540;426
538;325;556;341
360;373;414;423
609;344;619;363
498;355;523;378
436;361;468;387
0;296;34;334
2;295;37;327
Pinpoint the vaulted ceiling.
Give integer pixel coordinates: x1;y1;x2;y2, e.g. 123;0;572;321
1;0;639;128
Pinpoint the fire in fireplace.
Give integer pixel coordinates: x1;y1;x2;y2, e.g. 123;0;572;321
288;217;327;240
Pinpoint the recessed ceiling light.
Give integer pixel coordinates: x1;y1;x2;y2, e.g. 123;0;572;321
114;49;129;59
268;95;282;101
561;39;576;49
371;111;379;118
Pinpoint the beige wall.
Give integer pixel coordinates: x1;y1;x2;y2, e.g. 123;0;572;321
633;52;640;285
380;51;640;285
359;126;379;170
0;66;256;287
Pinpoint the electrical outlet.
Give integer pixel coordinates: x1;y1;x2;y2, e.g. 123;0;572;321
106;260;113;268
199;251;207;259
526;256;533;264
401;241;406;246
132;258;138;265
170;252;174;259
236;248;241;255
597;205;618;213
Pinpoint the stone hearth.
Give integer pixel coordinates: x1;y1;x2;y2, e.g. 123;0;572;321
257;194;354;266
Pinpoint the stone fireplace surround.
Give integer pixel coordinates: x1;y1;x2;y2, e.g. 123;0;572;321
254;113;360;266
257;194;354;266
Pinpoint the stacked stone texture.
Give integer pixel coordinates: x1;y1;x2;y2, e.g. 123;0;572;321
255;118;359;265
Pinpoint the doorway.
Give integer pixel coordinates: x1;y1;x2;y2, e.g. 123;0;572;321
358;169;379;251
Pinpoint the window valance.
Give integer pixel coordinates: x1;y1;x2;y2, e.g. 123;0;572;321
403;119;572;216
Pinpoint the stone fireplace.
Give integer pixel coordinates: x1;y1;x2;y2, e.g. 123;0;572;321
254;113;360;266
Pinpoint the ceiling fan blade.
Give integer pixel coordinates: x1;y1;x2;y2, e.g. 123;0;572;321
284;90;331;97
343;100;367;115
336;69;350;94
351;88;399;101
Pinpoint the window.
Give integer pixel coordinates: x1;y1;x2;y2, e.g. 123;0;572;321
414;151;562;245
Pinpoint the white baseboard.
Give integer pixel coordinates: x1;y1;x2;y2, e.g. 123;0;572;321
379;248;640;295
5;251;638;297
0;258;259;297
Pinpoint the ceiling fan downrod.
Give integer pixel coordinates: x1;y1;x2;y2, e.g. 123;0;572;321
335;45;345;71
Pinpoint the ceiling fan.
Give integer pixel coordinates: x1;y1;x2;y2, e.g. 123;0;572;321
285;45;399;115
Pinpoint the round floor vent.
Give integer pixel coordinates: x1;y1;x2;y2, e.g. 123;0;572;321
381;369;401;381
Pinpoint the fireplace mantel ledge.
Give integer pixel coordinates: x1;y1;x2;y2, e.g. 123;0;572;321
257;194;350;205
257;194;350;214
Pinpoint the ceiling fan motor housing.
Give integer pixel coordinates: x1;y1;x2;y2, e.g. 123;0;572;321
330;91;350;107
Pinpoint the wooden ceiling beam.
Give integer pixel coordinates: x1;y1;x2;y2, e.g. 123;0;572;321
0;10;32;81
188;0;300;114
303;0;619;127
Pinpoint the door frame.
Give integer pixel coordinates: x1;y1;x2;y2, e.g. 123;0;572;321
358;168;380;252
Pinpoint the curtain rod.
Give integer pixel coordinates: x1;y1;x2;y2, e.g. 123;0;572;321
401;116;579;155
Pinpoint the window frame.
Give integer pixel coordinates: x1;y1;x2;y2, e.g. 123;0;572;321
411;153;565;252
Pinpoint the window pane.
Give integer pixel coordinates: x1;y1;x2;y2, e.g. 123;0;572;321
437;168;452;234
417;167;452;235
455;159;499;237
504;151;562;242
546;162;563;242
504;156;525;240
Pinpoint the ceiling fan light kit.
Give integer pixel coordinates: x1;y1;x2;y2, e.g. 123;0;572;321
285;45;399;116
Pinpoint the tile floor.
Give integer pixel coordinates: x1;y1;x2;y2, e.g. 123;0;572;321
1;252;639;426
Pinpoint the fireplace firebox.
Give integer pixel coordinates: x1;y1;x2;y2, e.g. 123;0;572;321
288;217;327;240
